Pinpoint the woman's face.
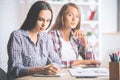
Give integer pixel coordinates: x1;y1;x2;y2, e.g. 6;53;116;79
63;6;80;29
34;10;52;33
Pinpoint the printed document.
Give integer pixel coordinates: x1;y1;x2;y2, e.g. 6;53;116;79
69;67;109;78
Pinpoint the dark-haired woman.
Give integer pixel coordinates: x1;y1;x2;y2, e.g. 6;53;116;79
7;1;61;80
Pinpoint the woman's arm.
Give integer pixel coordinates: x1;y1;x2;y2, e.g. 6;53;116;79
28;64;60;75
71;60;101;66
73;30;101;63
7;31;30;77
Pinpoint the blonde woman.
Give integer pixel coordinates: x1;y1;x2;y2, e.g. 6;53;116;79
49;2;100;67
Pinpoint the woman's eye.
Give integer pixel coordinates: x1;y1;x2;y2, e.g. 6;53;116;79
38;18;43;21
47;19;51;22
76;15;79;18
68;13;72;16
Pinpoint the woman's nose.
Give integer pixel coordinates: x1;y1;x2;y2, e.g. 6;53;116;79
42;21;46;27
72;16;77;21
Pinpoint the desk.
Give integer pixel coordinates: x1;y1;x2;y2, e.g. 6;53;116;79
15;69;109;80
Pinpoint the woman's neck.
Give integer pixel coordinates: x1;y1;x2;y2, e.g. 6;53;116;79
29;29;39;44
61;28;71;42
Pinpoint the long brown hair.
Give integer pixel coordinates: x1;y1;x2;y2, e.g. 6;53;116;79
20;1;53;30
50;2;81;30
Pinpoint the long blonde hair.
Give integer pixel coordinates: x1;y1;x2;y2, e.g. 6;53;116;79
51;2;81;30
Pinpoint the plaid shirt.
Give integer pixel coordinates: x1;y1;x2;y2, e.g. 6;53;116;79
7;29;62;79
48;30;94;60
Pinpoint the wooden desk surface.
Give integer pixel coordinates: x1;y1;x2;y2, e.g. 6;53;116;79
15;69;109;80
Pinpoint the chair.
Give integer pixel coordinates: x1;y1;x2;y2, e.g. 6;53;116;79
0;67;7;80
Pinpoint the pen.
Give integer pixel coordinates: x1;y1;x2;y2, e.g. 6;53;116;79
47;55;55;64
42;53;54;64
117;50;120;61
113;53;119;62
109;54;114;61
42;53;58;67
110;52;119;62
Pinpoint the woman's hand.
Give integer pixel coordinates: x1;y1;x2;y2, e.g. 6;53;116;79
85;60;101;67
38;64;61;75
73;30;86;38
73;30;88;47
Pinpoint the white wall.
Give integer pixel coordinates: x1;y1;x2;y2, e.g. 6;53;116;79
0;0;118;72
100;0;117;33
0;0;17;72
101;33;120;66
102;33;120;53
118;0;120;31
0;0;28;72
99;0;118;60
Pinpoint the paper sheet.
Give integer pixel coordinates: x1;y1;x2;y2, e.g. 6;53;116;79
33;72;66;77
69;67;109;77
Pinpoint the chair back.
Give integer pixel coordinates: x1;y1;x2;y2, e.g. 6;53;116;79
0;68;7;80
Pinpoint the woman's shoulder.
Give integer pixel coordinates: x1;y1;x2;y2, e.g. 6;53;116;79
10;29;20;36
48;29;60;36
10;29;27;38
8;30;24;43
